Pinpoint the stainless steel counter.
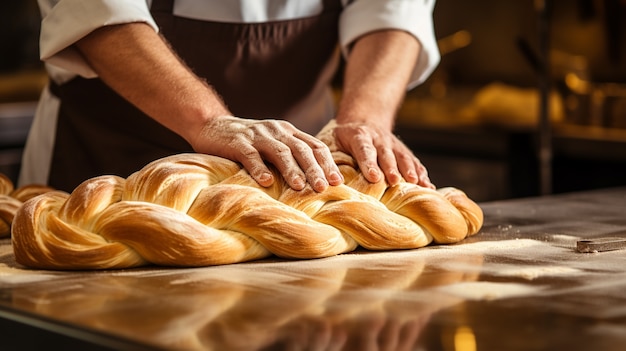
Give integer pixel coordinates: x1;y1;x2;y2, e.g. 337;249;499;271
1;187;626;350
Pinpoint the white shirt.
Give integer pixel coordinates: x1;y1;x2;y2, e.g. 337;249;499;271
20;0;440;186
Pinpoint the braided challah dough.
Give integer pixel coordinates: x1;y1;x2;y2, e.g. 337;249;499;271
11;121;483;270
0;173;54;238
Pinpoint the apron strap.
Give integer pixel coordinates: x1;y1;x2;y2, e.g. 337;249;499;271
322;0;343;11
150;0;174;13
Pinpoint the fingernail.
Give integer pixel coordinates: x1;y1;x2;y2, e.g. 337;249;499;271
259;172;273;183
368;167;379;179
427;179;436;189
421;175;435;189
389;170;401;184
406;170;417;181
292;177;305;189
314;178;328;191
329;171;342;183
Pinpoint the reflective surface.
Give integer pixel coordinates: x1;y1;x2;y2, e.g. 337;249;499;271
1;187;626;350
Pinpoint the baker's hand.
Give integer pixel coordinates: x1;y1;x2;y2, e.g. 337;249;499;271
191;116;344;192
333;122;435;189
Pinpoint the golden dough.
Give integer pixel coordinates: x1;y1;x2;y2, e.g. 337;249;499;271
11;122;483;270
0;173;53;238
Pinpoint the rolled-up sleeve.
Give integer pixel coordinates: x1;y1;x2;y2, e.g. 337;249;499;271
339;0;440;88
38;0;157;78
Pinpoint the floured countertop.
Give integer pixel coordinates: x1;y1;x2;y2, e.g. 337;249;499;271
1;187;626;351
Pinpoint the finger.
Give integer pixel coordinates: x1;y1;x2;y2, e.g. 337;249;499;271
235;144;275;187
349;314;386;351
392;139;435;189
243;122;307;190
351;134;383;183
268;147;308;191
413;159;435;189
289;137;329;192
395;317;430;351
307;319;333;351
395;150;418;184
326;324;348;351
256;121;324;191
256;139;307;191
377;318;402;351
296;132;344;187
376;142;403;186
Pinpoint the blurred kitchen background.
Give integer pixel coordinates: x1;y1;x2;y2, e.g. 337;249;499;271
1;0;625;202
395;0;626;201
0;1;44;188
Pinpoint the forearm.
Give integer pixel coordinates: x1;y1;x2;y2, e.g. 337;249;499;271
336;30;420;131
75;22;230;146
74;22;341;192
332;30;433;188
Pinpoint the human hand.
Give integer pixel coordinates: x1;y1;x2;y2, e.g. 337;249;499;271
191;116;344;192
333;122;435;189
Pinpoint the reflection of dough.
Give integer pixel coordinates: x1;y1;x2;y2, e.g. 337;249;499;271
438;281;539;301
10;252;485;351
11;121;483;270
493;265;582;280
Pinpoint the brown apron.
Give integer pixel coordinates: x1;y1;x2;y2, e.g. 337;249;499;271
48;0;341;192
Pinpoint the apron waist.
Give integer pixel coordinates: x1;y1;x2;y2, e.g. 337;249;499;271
47;77;193;192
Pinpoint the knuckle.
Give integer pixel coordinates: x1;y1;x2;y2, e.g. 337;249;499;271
272;143;292;157
396;152;414;164
265;119;294;132
239;147;259;160
248;165;266;178
230;138;256;156
352;132;371;144
417;163;429;175
309;140;330;154
270;146;296;165
304;164;323;177
292;140;312;156
356;143;376;155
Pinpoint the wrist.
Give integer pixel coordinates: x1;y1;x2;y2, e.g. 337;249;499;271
335;104;395;132
186;111;232;152
178;83;232;149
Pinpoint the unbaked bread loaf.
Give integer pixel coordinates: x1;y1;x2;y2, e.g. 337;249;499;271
11;122;483;270
0;173;54;238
